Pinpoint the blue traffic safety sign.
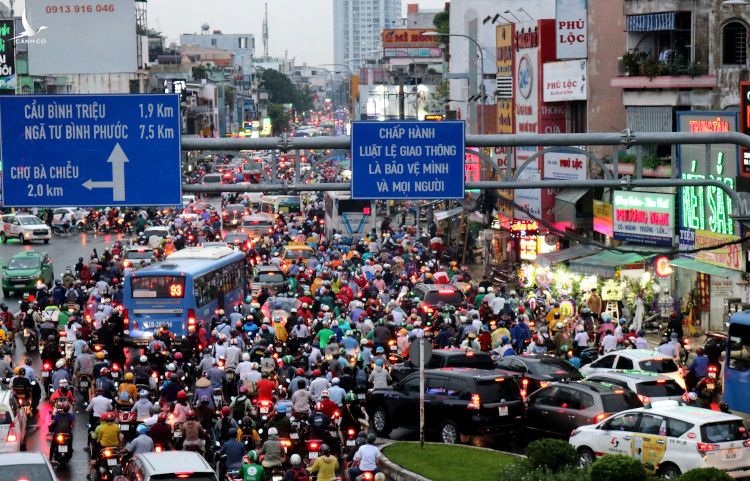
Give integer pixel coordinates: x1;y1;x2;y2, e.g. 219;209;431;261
351;120;465;200
0;94;181;207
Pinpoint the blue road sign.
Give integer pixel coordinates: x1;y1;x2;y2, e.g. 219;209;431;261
0;94;181;207
351;120;465;200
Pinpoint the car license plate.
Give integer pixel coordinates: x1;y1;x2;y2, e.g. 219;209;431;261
80;381;89;388
107;458;118;466
58;445;68;453
309;452;318;459
498;406;509;416
290;433;299;440
390;345;397;351
260;407;269;414
329;430;337;437
112;372;119;379
42;371;49;378
174;431;182;438
357;393;366;400
347;440;355;447
707;383;715;390
120;424;130;431
724;448;739;461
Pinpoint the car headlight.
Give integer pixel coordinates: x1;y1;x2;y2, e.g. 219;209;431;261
24;232;30;238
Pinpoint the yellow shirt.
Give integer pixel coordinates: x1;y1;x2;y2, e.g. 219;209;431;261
94;422;121;447
310;455;339;481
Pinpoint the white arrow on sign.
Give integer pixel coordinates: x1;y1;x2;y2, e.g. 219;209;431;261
82;143;128;201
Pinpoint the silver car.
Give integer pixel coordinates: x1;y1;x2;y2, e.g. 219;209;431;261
584;370;686;404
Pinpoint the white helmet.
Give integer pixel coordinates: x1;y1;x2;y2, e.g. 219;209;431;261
242;353;250;361
268;427;278;436
166;363;176;372
140;355;148;363
478;287;486;293
556;323;563;329
290;454;302;466
56;359;65;369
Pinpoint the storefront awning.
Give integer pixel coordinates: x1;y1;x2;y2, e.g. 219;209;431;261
569;250;646;277
669;257;743;280
434;207;463;222
626;12;676;32
536;244;601;267
552;188;590;215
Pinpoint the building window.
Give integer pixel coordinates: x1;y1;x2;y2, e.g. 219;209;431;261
211;38;217;47
723;21;748;65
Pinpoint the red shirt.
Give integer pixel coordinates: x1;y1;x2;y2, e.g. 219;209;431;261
317;398;339;418
256;379;276;401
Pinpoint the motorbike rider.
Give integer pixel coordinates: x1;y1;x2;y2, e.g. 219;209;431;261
267;403;292;438
347;433;383;481
89;411;122;478
11;367;33;407
219;427;246;479
182;410;209;454
339;392;368;442
148;413;173;450
51;359;71;390
214;405;239;445
230;385;253;420
50;378;75;405
117;372;138;405
686;347;710;391
122;423;154;455
309;443;338;481
49;401;76;461
240;450;266;481
74;344;96;400
259;427;285;469
172;390;190;425
133;355;152;386
95;367;117;400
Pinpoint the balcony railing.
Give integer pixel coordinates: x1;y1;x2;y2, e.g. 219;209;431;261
611;50;715;89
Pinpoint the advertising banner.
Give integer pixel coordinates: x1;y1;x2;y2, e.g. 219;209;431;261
544;152;587;180
593;200;613;237
555;0;588;59
495;24;514;136
28;0;137;75
543;60;587;102
694;230;742;271
613;191;674;246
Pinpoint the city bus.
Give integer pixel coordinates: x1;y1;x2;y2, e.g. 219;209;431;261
324;192;376;241
122;246;246;346
258;195;303;216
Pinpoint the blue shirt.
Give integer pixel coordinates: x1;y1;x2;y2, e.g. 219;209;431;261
689;355;709;378
220;439;246;469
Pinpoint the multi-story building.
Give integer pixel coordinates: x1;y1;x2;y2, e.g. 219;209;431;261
180;31;255;72
334;0;402;70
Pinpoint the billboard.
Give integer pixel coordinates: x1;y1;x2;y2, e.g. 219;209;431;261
555;0;588;59
495;24;514;136
740;82;750;176
613;191;675;246
27;0;137;75
543;60;587;102
693;230;742;271
593;200;613;237
0;20;15;95
544;152;587;180
677;111;738;237
382;29;441;58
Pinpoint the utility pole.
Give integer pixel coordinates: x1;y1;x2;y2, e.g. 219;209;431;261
398;71;405;120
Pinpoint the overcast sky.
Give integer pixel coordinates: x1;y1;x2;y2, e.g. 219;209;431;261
147;0;446;66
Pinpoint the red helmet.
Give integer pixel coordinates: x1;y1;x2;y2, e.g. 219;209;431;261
154;344;162;352
100;367;110;377
221;406;231;416
518;306;526;314
312;369;321;377
296;368;305;375
174;352;183;360
239;385;248;394
103;411;116;422
177;390;188;400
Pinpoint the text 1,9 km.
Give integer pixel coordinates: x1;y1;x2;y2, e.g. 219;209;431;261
138;103;175;119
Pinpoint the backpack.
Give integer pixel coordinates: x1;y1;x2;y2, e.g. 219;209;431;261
291;467;310;481
56;413;72;434
232;396;249;420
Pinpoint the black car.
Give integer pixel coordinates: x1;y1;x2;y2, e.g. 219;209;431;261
391;348;495;383
495;354;583;398
367;368;524;444
525;380;642;439
411;283;464;315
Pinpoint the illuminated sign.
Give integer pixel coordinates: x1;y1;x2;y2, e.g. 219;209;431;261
424;114;444;121
169;284;183;297
511;220;539;233
740;82;750;176
677;111;738;236
612;191;674;246
655;256;672;277
519;237;538;260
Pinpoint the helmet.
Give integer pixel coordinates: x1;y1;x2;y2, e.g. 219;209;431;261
320;443;330;454
239;385;249;394
177;390;188;400
140;355;148;363
282;355;293;364
229;427;238;438
187;410;197;420
166;363;176;372
268;427;278;436
59;379;69;387
56;359;65;369
174;352;183;360
124;372;134;381
296;368;305;375
136;424;149;435
331;377;340;385
321;390;329;398
290;454;302;466
100;367;110;377
687;392;698;401
344;392;357;403
277;404;287;413
221;406;231;417
375;359;384;367
103;411;116;422
242;353;250;361
374;474;386;481
139;390;149;398
367;433;377;444
246;450;258;462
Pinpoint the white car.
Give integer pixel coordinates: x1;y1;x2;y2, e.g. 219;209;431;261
570;401;750;478
0;214;51;244
583;370;686;404
0;388;29;452
579;349;685;389
51;207;84;225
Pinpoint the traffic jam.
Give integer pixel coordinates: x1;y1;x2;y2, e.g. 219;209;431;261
0;146;748;481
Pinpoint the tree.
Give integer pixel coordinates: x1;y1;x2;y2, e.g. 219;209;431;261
267;103;291;135
261;69;298;105
192;65;209;81
433;9;449;51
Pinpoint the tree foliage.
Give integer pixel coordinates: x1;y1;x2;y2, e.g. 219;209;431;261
260;68;313;113
433;9;449;51
267;103;290;135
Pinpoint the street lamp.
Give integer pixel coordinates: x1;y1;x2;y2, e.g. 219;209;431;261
423;31;487;134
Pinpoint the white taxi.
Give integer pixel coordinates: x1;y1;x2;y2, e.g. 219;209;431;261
579;349;686;389
570;401;750;479
0;214;51;244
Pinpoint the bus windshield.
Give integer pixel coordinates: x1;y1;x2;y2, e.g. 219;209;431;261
131;276;185;298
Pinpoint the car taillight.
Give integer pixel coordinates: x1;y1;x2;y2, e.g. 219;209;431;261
520;378;529;399
43;362;51;371
123;308;129;328
6;421;17;443
594;413;609;423
539;381;550;388
188;308;196;328
697;443;720;455
347;428;356;437
468;393;481;410
638;395;651;405
309;441;319;450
